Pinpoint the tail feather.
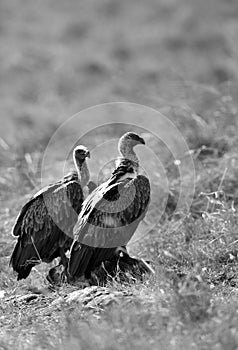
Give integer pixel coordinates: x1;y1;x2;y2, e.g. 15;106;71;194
68;242;93;279
9;239;40;280
10;229;71;280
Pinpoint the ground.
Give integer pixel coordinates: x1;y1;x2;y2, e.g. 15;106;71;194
0;0;238;349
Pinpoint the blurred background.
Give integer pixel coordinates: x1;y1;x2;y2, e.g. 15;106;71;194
1;0;238;141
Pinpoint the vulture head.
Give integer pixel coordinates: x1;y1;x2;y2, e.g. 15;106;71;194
73;145;91;186
73;145;90;169
118;132;145;158
118;132;146;161
121;132;145;146
73;145;90;164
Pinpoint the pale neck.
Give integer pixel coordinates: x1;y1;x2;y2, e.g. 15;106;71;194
74;158;90;187
118;143;139;164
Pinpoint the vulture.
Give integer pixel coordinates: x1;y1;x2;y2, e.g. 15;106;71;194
68;132;151;281
10;145;91;280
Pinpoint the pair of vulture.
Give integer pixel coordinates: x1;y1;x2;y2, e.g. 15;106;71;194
10;132;151;283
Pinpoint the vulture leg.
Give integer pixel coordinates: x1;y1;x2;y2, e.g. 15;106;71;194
59;248;69;269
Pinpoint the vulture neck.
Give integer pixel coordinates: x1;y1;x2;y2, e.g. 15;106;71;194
117;142;139;179
118;142;139;165
74;159;90;188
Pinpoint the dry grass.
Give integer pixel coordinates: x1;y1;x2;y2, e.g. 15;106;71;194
0;0;238;349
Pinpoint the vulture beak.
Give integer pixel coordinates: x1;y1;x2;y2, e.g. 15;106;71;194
139;137;145;145
86;150;91;158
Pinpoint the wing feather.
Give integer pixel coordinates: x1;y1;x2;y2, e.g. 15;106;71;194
12;172;78;237
20;181;83;243
74;175;150;248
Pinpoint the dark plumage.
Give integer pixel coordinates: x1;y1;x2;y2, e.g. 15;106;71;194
10;145;91;280
68;132;151;281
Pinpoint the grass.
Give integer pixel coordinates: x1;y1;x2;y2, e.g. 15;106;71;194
0;0;238;349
